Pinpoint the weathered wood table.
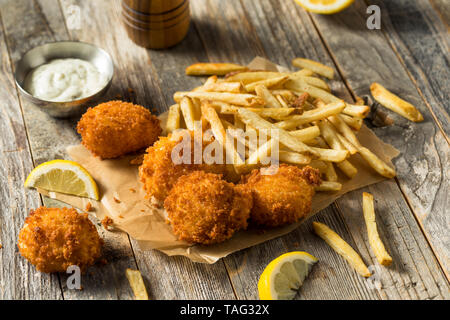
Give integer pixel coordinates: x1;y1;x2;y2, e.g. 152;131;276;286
0;0;448;300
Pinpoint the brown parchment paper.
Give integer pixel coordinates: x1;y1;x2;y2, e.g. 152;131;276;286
38;57;399;264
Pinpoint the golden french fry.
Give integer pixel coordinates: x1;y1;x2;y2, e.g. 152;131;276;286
370;82;423;122
292;58;334;79
340;114;363;131
318;119;345;150
289;126;321;142
362;192;393;266
313;222;371;277
237;108;319;157
289;76;330;92
203;81;244;93
336;132;358;155
212;101;295;119
286;80;370;118
358;147;396;178
310;147;349;162
180;97;197;131
275;101;345;130
315;180;342;191
174;91;264;107
201;103;244;165
186;62;247;76
288;69;315;78
245;76;289;92
247;138;278;165
323;161;337;182
270;89;296;102
327;115;361;148
278;150;311;165
166;104;181;133
255;85;283;108
336;160;358;178
126;269;149;300
276;95;289;108
225;71;283;84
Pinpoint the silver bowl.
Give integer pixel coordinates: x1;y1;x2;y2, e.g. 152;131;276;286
15;41;114;118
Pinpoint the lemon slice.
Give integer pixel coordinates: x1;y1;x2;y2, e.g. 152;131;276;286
295;0;355;14
258;251;318;300
25;160;99;200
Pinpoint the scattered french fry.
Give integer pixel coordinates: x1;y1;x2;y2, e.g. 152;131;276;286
186;62;248;76
292;58;334;79
126;269;149;300
362;192;393;266
370;82;424;122
313;222;371;277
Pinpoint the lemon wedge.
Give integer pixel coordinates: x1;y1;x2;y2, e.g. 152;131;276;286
295;0;355;14
25;160;99;200
258;251;318;300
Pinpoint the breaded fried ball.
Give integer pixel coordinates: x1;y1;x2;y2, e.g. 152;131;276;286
164;171;253;245
77;100;161;159
242;165;321;227
139;131;225;203
18;207;103;273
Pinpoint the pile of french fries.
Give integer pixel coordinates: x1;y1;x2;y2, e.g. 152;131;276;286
165;59;397;191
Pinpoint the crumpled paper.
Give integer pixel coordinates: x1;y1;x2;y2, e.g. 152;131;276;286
39;57;399;263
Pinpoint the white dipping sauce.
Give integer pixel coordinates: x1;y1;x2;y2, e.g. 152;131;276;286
24;58;108;102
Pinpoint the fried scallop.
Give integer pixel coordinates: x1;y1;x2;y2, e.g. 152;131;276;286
139;131;226;203
241;165;321;227
164;171;253;245
18;207;103;273
77;100;161;159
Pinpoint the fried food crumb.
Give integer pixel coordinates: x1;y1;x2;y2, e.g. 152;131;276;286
85;202;92;212
101;216;114;229
118;215;124;219
113;197;121;204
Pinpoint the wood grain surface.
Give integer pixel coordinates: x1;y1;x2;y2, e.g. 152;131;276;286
0;0;448;300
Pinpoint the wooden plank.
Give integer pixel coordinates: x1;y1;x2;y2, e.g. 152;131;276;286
429;0;450;28
308;0;450;280
0;10;62;300
209;0;450;299
0;0;137;300
58;0;237;299
372;0;449;139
